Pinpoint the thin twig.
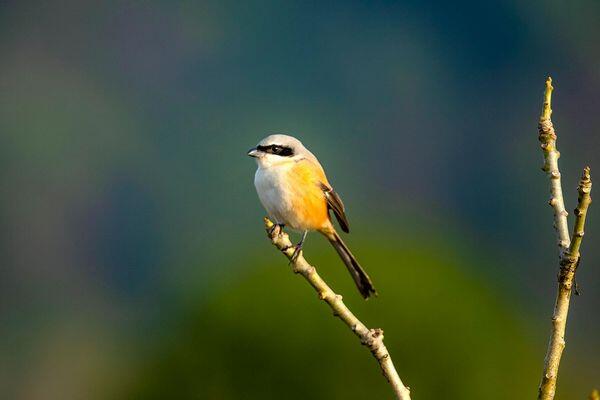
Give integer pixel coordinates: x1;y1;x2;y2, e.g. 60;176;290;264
264;218;412;400
537;77;593;400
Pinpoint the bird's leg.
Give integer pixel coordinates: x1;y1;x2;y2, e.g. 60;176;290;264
291;230;308;262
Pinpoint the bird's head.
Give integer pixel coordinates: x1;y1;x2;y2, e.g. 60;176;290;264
247;134;310;168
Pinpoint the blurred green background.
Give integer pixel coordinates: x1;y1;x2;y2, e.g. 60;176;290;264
1;1;599;399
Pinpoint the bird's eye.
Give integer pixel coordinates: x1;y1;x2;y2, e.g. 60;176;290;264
264;144;293;157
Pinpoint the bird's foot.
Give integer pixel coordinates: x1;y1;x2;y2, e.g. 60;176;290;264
288;231;307;264
290;243;303;263
268;223;285;237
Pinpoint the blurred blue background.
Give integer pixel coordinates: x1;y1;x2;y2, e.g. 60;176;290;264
1;1;599;399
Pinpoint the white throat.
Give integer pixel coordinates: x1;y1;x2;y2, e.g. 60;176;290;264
255;154;298;169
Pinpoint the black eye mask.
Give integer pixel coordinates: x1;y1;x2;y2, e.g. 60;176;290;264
257;144;294;157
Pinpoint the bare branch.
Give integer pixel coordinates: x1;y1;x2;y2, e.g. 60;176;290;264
537;78;593;400
538;77;571;252
264;218;412;400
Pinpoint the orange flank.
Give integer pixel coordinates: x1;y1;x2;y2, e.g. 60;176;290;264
287;159;332;231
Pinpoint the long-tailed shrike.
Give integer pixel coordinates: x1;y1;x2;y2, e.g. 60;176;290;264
248;134;376;299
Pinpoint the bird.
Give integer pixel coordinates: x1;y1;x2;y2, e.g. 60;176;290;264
247;134;376;299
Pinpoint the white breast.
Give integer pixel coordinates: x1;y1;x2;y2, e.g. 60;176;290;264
254;164;294;226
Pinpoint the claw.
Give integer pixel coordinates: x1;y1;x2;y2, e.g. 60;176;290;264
268;223;284;236
268;224;277;236
289;230;308;263
290;243;303;262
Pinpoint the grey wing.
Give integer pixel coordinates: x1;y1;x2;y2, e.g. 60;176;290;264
320;182;350;233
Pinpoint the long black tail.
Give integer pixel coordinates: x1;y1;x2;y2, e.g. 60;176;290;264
326;231;377;299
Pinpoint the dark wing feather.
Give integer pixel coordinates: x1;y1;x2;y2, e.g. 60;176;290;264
320;182;350;233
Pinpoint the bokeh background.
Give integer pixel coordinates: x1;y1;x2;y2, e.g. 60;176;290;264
1;1;599;399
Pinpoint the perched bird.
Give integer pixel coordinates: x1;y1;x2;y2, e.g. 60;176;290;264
247;134;376;298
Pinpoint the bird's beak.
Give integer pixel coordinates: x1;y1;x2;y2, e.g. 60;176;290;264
247;147;260;158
